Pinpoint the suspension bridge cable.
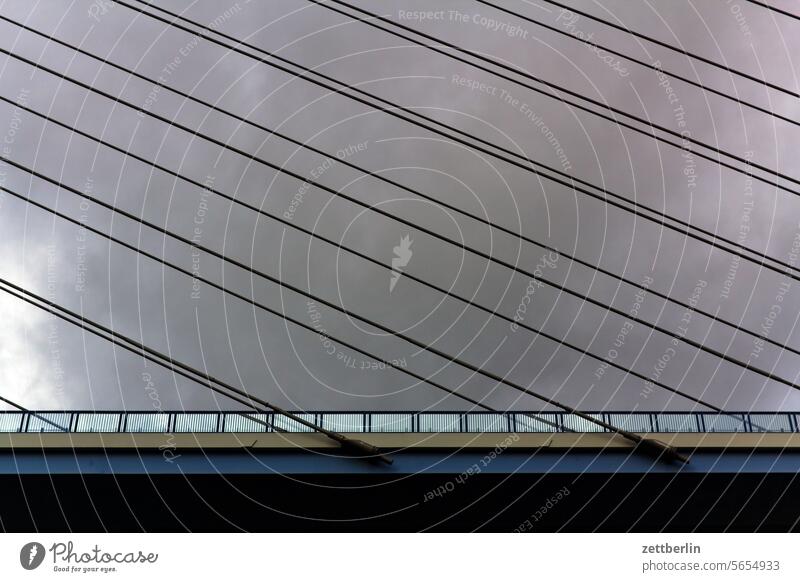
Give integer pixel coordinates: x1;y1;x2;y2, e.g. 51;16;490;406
539;0;799;97
0;26;794;362
0;267;684;461
0;180;566;434
0;179;731;422
316;0;800;196
0;32;800;368
0;225;566;439
4;79;797;363
0;395;70;432
743;0;800;22
0;157;773;444
4;116;798;410
470;0;797;128
100;2;800;277
3;75;799;387
0;41;800;368
20;43;800;387
4;47;799;369
0;174;687;460
0;279;392;463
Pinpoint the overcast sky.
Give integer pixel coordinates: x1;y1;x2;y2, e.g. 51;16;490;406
0;0;798;413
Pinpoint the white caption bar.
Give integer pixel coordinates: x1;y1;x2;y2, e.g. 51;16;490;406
0;533;797;581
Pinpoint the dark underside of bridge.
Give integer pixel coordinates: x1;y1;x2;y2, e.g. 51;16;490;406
2;472;799;532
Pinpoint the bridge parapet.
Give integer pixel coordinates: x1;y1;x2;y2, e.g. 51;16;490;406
0;410;796;434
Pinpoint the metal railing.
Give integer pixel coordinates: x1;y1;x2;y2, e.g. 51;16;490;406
0;411;796;434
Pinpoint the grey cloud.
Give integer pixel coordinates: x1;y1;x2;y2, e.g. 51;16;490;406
0;0;798;414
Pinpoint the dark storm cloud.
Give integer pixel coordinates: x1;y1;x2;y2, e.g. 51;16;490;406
0;0;798;413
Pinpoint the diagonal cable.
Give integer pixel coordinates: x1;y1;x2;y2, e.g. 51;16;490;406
93;1;800;278
2;16;798;361
314;0;800;195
